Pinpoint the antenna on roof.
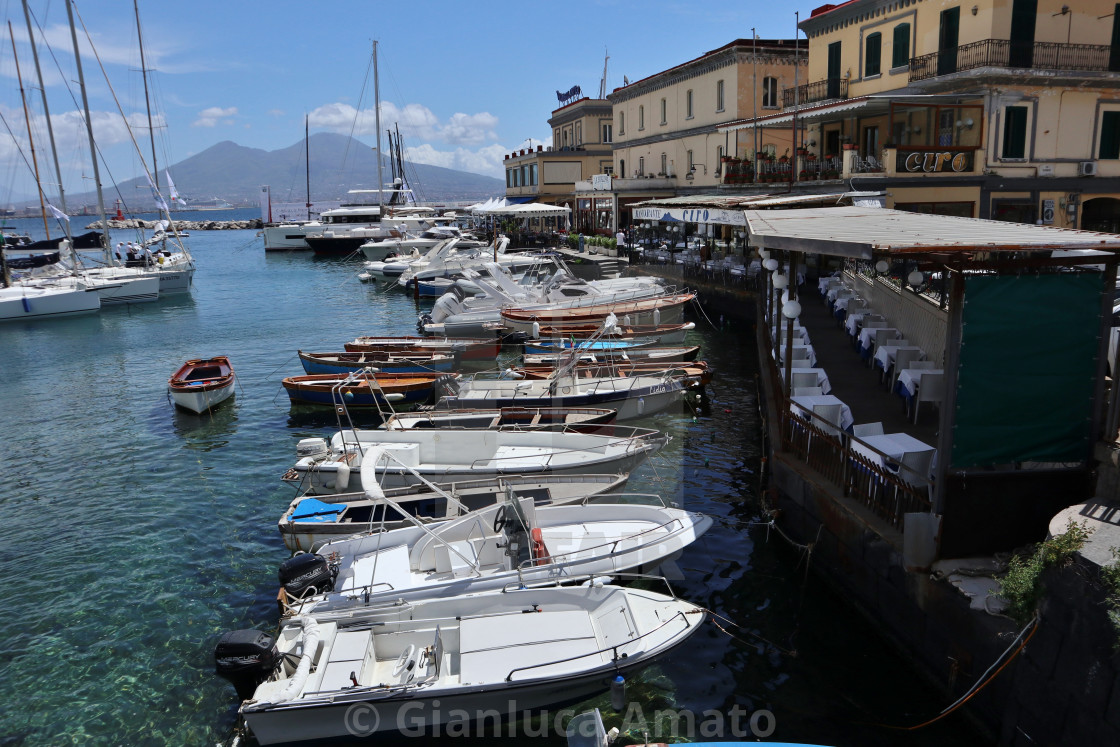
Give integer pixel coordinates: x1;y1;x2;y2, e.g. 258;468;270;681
599;47;609;98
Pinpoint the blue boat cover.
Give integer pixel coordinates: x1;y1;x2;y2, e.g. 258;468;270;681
291;497;344;522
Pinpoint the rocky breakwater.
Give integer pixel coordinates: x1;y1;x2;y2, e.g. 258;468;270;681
85;218;262;230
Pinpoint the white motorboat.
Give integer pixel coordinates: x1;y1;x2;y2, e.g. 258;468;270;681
277;472;628;552
359;226;485;262
279;490;711;612
281;423;667;495
218;583;705;744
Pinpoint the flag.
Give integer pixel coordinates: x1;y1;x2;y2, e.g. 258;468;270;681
145;172;170;213
166;170;185;206
46;203;70;223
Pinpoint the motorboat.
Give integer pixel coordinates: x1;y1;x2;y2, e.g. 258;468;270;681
499;293;696;335
278;490;711;612
218;583;705;744
281;423;667;494
522;344;701;367
298;350;458;375
281;372;457;409
359;226;486;262
277;472;628;552
168;356;236;413
516;321;697;345
513;360;714;389
379;406;617;431
343;335;501;362
523;337;664;356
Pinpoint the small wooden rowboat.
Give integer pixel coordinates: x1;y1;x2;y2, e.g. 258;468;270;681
298;350;457;376
343;335;501;361
281;372;457;408
168;356;236;414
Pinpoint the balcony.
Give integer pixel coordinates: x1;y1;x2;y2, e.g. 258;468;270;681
910;39;1116;82
782;78;849;109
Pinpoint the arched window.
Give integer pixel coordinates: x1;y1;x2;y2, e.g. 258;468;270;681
619;111;625;135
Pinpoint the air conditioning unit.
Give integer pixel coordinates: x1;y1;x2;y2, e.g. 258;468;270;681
1078;161;1098;176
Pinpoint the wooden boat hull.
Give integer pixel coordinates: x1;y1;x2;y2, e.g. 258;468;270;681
282;373;456;408
499;293;695;335
299;350;457;375
440;376;685;421
514;361;713;388
343;335;501;361
522;345;701;366
521;321;695;344
168;356;235;414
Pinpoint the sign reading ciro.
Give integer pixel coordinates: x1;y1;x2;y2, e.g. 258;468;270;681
898;150;973;173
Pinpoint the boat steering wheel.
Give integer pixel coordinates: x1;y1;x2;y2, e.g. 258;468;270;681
393;644;416;676
493;504;508;534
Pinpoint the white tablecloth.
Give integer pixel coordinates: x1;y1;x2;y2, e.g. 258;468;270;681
896;368;945;397
818;276;841;294
858;326;899;350
781;366;832;394
775;325;811;345
844;312;866;335
850;432;937;477
834;294;860;312
790;394;854;431
874;344;923;370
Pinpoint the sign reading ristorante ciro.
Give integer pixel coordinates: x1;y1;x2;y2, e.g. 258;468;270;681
895;149;974;173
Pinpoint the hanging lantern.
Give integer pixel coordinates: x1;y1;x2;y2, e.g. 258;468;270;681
908;270;924;286
782;300;802;319
763;258;779;272
875;259;889;274
773;273;788;289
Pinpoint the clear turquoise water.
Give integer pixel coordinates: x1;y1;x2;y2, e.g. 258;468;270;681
0;216;984;746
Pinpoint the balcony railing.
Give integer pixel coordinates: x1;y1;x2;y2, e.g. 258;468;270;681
910;39;1116;82
782;77;849;109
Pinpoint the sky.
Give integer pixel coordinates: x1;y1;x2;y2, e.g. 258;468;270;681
0;0;821;204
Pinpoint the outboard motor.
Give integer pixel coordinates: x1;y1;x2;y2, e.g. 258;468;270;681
214;629;279;700
278;553;337;599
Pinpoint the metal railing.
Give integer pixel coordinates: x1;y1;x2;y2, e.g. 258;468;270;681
782;77;849;108
910;39;1115;82
779;409;931;531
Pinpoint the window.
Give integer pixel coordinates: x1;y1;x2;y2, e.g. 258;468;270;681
1002;105;1028;159
530;164;538;186
602;123;612;143
717;145;724;167
1101;111;1120;159
575;122;582;145
512;169;519;187
638;156;644;176
865;32;882;77
563;129;569;147
506;169;512;188
660;97;667;125
620;158;626;176
762;77;778;108
660;153;667;175
639;105;645;130
686;89;693;119
687;150;694;170
892;23;911;68
716;80;725;112
618;111;625;135
520;165;527;186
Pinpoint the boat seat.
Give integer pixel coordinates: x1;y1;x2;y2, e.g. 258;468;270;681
458;609;599;685
308;629;374;693
339;543;412;593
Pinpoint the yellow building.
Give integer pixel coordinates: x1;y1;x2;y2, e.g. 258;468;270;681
503;96;613;229
607;38;807;229
719;0;1120;230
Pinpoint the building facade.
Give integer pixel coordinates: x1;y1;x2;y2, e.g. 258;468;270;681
716;0;1120;230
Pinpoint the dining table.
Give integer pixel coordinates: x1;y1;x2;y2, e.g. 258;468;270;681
790;394;854;431
895;368;945;399
873;344;924;372
780;366;833;394
849;431;937;477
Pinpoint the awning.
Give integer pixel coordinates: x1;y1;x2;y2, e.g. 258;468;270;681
744;206;1120;260
720;94;977;132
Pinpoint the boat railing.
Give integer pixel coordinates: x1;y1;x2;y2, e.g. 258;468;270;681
500;570;681;597
513;515;687;574
463;427;666;471
579;492;676;509
502;609;695;682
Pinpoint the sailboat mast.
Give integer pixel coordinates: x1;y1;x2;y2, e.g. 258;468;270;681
373;40;384;220
66;0;110;263
23;0;70;230
305;115;311;221
9;20;49;238
134;0;159;193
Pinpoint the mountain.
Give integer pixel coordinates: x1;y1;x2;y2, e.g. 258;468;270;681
63;133;504;209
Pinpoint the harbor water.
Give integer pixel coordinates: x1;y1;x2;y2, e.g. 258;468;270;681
0;213;985;745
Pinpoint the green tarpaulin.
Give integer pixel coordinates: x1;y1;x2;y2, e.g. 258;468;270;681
951;273;1104;469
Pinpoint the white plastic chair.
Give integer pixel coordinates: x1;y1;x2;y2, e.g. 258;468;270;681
852;422;885;437
793;386;824;396
890;348;923;390
792;372;820;390
897;449;934;494
913;372;945;424
812;403;843;438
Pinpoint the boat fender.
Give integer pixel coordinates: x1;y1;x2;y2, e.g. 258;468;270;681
610;674;627;711
653;308;661;326
637;397;646;415
334;462;350;491
531;321;540;339
268;616;321;704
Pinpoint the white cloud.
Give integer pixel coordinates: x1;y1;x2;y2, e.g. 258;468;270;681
193;106;238;127
440;112;499;146
405;142;509;179
308;101;496;146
